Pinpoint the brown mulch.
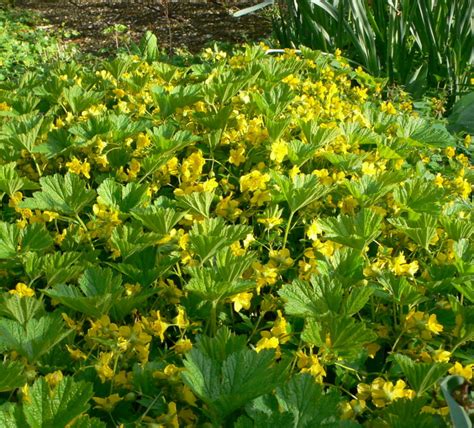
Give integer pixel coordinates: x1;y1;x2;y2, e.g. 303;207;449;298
15;0;274;54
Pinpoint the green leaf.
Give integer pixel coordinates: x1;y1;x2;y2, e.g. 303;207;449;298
453;239;474;276
0;313;71;362
182;329;287;422
0;114;45;159
137;31;159;63
279;275;372;318
345;171;404;206
0;361;27;393
302;315;377;358
70;415;107;428
186;248;256;302
112;246;177;287
393;354;450;395
271;173;330;214
376;272;424;306
97;178;149;213
300;120;340;150
383;398;438;428
39;252;87;287
23;377;93;428
396;116;455;148
0;162;34;196
0;223;53;259
44;267;123;318
20;173;96;215
189;218;252;265
0;222;19;259
20;223;54;254
393;178;445;215
252;83;294;118
131;205;185;235
318;209;383;252
440;216;474;241
0;294;44;326
276;374;354;428
62;85;103;115
110;224;157;260
440;376;472;428
0;403;27;427
448;91;474;134
388;213;438;250
176;191;214;219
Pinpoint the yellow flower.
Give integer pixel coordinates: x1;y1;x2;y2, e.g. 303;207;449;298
270;310;290;343
381;101;397;115
113;88;126;98
255;333;279;354
216;195;242;220
371;378;413;408
405;310;443;340
258;216;283;230
445;146;455;158
145;310;169;341
365;343;381;359
270;140;288;163
173;338;193;354
434;173;444;188
341;399;366;420
8;191;23;207
66;345;87;361
156;402;179;428
0;102;11;111
361;162;377;176
173;307;189;329
250;189;271;206
230;292;253;312
9;282;35;298
449;362;473;380
390;252;418;276
307;220;322;241
464;134;471;147
20;384;31;404
45;371;63;388
296;351;326;383
229;146;246;166
181;150;205;183
66;157;91;179
240;170;270;192
180;384;197;407
93;394;122;412
95;352;115;383
432;349;451;363
269;248;293;269
426;314;443;335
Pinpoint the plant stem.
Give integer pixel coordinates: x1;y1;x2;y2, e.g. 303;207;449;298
209;300;218;336
283;210;294;248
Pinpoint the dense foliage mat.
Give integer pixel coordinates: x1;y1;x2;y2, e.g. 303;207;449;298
0;43;472;426
0;8;78;81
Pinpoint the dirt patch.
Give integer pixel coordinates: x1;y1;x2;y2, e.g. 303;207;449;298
15;1;274;55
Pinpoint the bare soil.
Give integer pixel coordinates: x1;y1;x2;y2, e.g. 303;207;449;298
15;0;273;54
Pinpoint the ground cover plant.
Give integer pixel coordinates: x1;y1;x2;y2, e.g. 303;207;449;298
0;37;472;426
0;8;78;81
